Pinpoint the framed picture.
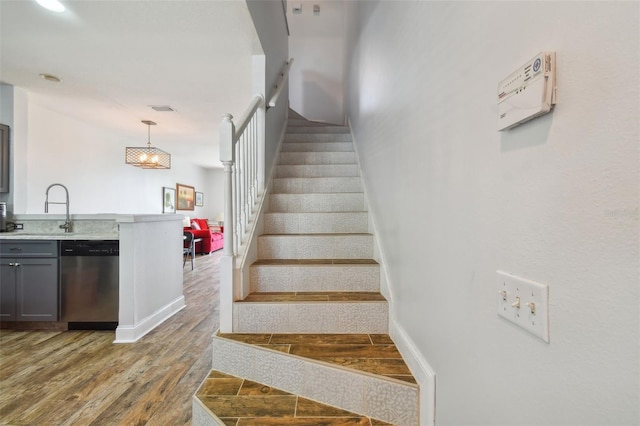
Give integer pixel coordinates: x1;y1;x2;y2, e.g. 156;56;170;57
162;187;176;214
195;191;204;207
176;183;195;211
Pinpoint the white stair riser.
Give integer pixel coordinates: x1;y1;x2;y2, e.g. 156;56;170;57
269;193;366;213
285;133;352;143
275;164;358;178
233;302;388;334
264;212;368;234
258;234;373;259
192;398;219;426
286;125;350;133
281;142;354;153
279;152;356;165
251;264;380;292
287;118;315;126
273;177;362;194
211;337;419;426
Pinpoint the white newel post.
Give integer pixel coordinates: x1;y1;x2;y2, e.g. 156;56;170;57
219;113;235;333
257;100;266;195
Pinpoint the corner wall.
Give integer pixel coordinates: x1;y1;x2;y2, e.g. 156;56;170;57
346;2;639;425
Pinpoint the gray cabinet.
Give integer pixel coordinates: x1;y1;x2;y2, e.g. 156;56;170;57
0;240;59;321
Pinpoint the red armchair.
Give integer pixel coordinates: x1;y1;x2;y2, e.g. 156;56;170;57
184;218;223;254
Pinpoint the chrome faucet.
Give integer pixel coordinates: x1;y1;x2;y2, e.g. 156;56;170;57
45;183;72;233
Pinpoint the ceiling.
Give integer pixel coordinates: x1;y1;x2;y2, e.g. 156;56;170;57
0;0;263;168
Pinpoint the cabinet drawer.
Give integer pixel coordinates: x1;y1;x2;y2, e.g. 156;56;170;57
0;240;59;257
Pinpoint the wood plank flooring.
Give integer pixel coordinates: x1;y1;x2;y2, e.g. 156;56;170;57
0;252;222;426
196;370;393;426
239;292;386;302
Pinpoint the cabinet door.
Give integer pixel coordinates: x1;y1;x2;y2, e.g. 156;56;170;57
0;260;16;321
16;258;58;321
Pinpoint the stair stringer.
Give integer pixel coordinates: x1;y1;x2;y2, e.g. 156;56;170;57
348;117;436;426
211;333;420;426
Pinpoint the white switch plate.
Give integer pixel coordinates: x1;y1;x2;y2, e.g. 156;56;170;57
497;270;550;343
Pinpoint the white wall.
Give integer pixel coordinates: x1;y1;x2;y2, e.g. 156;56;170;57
0;83;29;212
347;2;639;425
287;0;347;124
246;0;290;179
11;92;223;220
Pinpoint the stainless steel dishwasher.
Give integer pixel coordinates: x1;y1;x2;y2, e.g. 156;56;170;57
60;240;119;330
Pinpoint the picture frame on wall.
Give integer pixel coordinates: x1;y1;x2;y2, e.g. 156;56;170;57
162;187;176;214
176;183;195;211
195;191;204;207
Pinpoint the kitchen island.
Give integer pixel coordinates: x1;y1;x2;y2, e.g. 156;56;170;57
0;214;185;343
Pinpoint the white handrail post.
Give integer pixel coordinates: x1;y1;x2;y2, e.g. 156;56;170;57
257;95;266;195
219;113;235;333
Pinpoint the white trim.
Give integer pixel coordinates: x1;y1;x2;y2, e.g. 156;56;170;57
114;295;185;343
390;319;437;426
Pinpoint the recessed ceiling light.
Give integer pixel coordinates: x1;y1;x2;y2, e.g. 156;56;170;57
150;105;175;112
36;0;65;13
39;73;62;83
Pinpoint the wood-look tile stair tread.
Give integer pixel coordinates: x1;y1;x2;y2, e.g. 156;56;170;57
259;233;373;236
216;333;416;384
252;259;377;265
196;370;394;425
239;292;386;302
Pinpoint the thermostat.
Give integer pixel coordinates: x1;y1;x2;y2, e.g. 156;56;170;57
497;52;557;131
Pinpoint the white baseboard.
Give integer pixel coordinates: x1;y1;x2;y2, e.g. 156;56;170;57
114;296;186;343
390;319;436;426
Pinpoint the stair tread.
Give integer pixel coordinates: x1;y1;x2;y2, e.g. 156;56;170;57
196;370;394;425
216;333;416;385
260;233;372;236
273;176;359;179
270;191;364;195
239;291;386;302
253;259;378;265
265;211;368;215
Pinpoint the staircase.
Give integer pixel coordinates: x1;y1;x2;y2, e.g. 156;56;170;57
193;112;420;425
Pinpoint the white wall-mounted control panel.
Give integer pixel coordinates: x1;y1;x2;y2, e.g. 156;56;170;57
497;52;557;131
497;270;550;343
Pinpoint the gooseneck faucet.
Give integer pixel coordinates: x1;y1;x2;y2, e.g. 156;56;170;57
45;183;72;233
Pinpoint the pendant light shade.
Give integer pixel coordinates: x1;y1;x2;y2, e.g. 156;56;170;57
125;120;171;169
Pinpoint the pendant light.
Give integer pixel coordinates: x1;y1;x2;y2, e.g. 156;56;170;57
125;120;171;169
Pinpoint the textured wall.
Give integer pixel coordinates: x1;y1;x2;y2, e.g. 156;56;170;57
347;1;639;425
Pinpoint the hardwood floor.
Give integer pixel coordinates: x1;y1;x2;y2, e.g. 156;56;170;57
0;252;222;426
197;370;393;426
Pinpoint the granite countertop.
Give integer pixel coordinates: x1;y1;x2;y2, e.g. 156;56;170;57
0;233;119;240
